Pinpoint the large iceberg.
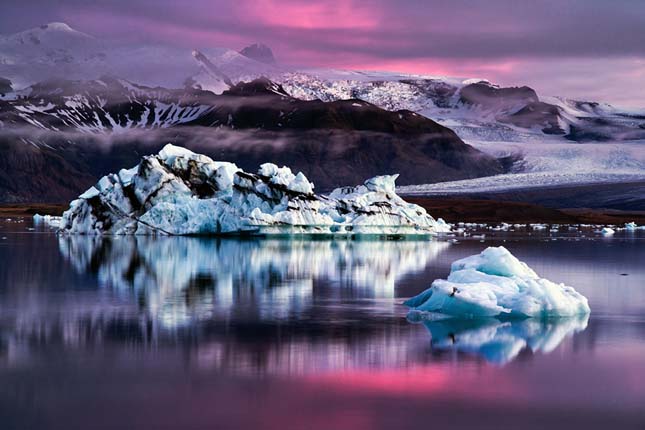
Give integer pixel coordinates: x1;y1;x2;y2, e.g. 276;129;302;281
405;246;590;318
58;144;449;236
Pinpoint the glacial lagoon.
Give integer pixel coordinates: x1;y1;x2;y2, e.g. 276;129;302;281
1;219;645;429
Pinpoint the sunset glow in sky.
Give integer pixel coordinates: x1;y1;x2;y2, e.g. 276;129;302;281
2;0;645;105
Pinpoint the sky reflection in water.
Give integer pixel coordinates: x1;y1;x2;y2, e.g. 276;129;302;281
1;223;645;429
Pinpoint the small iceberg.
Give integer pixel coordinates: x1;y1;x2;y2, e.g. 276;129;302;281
624;222;643;231
601;227;615;236
58;144;450;236
413;314;589;365
405;246;590;318
32;213;62;227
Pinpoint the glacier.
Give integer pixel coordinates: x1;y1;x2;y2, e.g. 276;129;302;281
405;246;590;318
58;144;450;236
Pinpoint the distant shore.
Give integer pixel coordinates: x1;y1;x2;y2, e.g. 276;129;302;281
0;204;68;217
406;198;645;225
2;200;644;225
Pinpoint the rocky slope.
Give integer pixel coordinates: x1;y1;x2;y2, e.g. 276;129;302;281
0;77;504;203
280;74;645;142
239;43;276;64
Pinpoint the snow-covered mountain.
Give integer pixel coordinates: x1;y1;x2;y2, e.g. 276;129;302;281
278;72;645;143
1;22;644;206
0;75;487;140
0;22;278;92
0;76;216;131
0;23;99;76
3;22;644;144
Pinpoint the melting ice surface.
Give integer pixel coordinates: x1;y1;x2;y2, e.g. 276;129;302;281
405;246;591;318
58;144;449;236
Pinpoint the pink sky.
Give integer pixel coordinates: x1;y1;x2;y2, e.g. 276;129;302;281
3;0;645;106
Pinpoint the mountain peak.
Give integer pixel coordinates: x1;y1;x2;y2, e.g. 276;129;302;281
239;43;276;64
8;21;94;43
39;22;76;32
223;77;289;97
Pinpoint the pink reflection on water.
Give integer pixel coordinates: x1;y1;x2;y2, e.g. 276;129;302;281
302;363;524;400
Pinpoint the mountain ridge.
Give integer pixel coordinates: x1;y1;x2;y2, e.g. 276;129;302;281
2;22;644;143
0;76;504;202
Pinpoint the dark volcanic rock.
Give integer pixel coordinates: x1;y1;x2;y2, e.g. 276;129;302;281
0;77;12;95
401;79;458;108
503;101;565;134
223;77;290;97
239;43;276;64
459;83;539;111
214;78;467;136
0;135;95;203
565;117;645;142
460;83;566;135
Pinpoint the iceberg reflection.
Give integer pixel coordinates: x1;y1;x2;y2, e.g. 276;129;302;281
57;236;449;326
412;314;589;365
0;236;454;373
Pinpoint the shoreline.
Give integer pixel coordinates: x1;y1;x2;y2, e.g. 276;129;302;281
405;197;645;225
3;200;645;225
0;204;68;217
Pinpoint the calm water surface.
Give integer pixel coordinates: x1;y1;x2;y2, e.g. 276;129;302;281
1;219;644;429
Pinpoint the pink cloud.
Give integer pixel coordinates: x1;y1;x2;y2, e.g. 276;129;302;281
56;0;645;105
236;0;381;30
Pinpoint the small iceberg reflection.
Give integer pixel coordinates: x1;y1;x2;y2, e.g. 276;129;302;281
409;313;589;365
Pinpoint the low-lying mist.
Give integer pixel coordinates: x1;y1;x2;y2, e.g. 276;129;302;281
0;125;505;203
